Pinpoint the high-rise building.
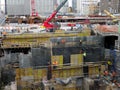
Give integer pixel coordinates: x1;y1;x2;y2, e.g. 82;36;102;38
76;0;99;15
0;0;5;13
72;0;77;12
100;0;119;14
6;0;30;16
35;0;54;16
5;0;58;16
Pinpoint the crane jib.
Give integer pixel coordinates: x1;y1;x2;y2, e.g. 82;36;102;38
56;0;68;12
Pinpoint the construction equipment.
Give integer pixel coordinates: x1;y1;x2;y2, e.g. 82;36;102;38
104;10;118;23
31;0;38;16
43;0;68;30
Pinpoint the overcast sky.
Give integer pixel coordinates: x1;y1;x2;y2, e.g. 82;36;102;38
0;0;5;4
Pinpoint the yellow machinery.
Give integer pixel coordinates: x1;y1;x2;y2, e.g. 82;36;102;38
104;10;118;22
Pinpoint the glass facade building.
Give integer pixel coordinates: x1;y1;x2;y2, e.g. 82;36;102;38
76;0;99;15
35;0;54;16
6;0;55;16
6;0;30;16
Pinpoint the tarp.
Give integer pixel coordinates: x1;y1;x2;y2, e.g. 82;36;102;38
96;25;118;32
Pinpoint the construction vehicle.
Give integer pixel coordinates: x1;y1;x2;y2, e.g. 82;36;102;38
43;0;68;30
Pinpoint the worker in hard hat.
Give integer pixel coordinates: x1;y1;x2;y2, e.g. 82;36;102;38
83;51;86;61
103;70;112;81
107;59;113;72
52;60;58;69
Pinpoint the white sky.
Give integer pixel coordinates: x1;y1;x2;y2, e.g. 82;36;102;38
0;0;5;4
68;0;72;7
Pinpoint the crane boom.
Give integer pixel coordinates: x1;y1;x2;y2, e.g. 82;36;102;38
104;10;118;22
104;10;116;19
43;0;68;29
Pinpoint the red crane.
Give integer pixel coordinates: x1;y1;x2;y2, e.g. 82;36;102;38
31;0;38;16
43;0;68;29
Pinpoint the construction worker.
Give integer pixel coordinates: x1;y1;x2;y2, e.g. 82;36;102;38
39;78;44;90
107;59;113;72
52;60;58;69
79;40;82;45
83;51;86;61
103;70;112;82
2;31;7;38
47;62;52;80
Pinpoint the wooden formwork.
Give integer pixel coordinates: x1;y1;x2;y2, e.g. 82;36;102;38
0;30;90;49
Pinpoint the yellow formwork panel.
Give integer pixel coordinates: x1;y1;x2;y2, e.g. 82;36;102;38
41;68;47;77
101;65;106;74
2;36;49;48
20;68;25;77
78;54;83;65
16;68;21;79
71;54;78;66
77;29;90;37
70;67;83;77
33;69;38;81
66;69;71;77
37;68;47;79
2;31;90;48
63;69;69;78
63;87;76;90
52;70;60;78
95;66;99;74
59;69;63;78
78;67;83;76
16;68;24;78
33;68;47;81
70;68;76;76
51;55;63;67
88;65;99;76
37;69;42;79
24;68;33;76
52;66;83;78
71;54;83;66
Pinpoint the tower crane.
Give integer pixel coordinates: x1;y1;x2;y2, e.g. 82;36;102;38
31;0;38;16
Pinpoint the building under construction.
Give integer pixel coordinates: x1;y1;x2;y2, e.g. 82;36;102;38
1;0;120;90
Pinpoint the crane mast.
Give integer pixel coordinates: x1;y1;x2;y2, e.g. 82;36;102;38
31;0;38;16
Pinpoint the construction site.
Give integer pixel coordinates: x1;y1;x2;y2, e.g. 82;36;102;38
0;0;120;90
